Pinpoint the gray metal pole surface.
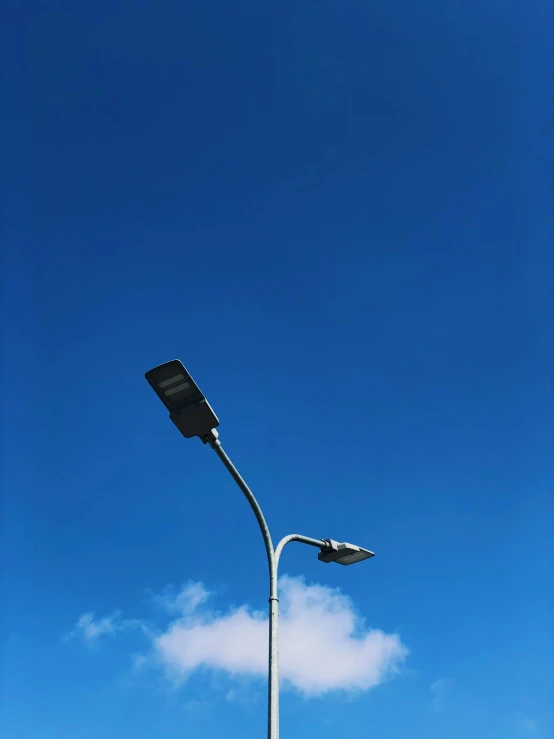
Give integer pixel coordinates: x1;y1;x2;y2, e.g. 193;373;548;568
209;438;279;739
209;440;328;739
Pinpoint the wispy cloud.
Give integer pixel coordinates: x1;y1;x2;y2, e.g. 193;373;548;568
69;576;407;696
66;611;120;645
66;611;148;646
149;581;211;616
430;677;453;712
153;575;407;696
519;716;537;735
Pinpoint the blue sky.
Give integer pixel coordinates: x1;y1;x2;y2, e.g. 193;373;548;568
2;1;553;737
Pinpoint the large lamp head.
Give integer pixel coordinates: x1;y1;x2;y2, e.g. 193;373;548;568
318;539;375;565
145;360;219;441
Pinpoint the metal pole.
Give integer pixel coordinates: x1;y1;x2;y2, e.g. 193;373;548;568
209;438;279;739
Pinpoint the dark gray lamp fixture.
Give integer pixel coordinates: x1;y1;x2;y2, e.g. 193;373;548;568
145;359;219;441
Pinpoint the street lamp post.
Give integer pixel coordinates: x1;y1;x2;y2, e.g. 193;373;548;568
145;360;375;739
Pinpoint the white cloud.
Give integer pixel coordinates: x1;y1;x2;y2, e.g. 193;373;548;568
430;677;453;712
153;575;407;696
69;577;407;696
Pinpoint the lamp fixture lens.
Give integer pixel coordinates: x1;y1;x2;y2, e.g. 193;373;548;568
158;373;186;388
164;381;192;396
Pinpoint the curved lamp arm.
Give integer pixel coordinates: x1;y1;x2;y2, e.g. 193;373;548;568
209;437;277;588
208;439;328;596
274;534;327;575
